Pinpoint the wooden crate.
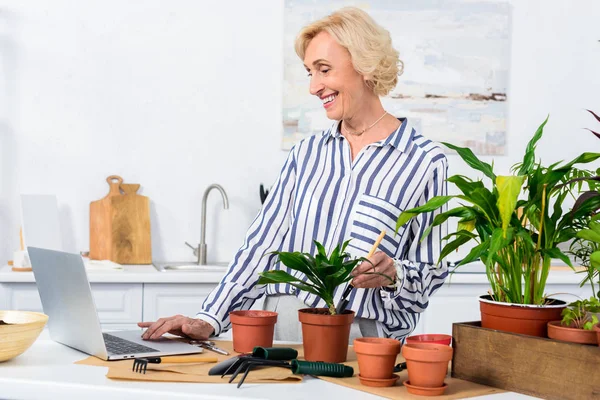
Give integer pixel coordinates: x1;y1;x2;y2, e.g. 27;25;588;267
451;321;600;400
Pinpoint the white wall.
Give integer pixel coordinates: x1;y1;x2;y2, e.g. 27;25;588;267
0;0;599;264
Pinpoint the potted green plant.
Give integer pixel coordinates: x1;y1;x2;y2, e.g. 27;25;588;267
545;110;600;344
395;116;600;337
547;297;599;345
257;239;390;363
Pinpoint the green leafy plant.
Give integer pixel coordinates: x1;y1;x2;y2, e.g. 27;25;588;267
567;110;600;300
395;116;600;305
257;240;391;315
561;297;600;330
570;219;600;300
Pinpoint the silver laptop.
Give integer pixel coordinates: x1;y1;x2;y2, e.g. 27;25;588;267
28;247;202;360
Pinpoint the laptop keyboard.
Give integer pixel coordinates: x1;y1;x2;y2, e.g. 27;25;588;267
103;333;159;355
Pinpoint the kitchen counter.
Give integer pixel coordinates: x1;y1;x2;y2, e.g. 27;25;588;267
0;331;534;400
0;264;227;283
0;261;587;285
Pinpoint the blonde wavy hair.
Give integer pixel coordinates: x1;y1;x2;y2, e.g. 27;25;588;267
294;7;403;97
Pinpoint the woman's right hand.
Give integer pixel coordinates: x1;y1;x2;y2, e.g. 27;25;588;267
138;315;215;340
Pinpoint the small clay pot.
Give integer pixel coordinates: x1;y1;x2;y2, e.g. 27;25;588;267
547;321;598;345
402;343;453;388
230;310;277;353
299;308;354;363
406;334;452;346
354;337;401;379
594;323;600;347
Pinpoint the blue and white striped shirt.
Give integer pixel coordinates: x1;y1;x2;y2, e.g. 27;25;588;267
197;118;449;340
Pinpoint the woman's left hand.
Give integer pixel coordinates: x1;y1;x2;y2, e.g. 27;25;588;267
351;251;396;288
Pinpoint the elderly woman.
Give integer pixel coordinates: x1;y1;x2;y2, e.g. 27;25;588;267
140;7;448;342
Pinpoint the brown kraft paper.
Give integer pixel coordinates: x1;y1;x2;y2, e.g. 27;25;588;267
76;339;502;397
75;340;302;384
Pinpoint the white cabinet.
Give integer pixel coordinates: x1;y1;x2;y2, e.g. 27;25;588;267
0;283;143;330
414;284;484;335
142;283;215;321
0;265;592;338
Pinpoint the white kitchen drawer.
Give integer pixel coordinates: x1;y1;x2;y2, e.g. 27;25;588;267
142;283;217;321
0;283;143;324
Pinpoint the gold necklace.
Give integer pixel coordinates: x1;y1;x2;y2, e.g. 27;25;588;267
342;111;388;136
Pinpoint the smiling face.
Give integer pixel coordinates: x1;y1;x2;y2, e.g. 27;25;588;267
303;31;371;121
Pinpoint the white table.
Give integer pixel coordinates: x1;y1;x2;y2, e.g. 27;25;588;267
0;332;537;400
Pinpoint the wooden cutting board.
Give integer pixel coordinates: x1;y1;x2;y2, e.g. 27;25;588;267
89;175;152;264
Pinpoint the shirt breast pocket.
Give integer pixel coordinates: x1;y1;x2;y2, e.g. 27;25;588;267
349;193;406;257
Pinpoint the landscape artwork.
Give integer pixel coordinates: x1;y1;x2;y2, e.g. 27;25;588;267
283;0;510;155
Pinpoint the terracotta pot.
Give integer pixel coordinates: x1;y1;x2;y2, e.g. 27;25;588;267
406;334;452;346
480;295;566;337
594;323;600;347
298;308;354;363
354;337;401;380
401;343;453;388
547;321;598;345
229;310;277;353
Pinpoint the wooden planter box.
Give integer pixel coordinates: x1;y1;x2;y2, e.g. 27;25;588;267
451;321;600;400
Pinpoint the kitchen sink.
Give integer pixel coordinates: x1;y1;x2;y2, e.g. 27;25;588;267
153;261;229;272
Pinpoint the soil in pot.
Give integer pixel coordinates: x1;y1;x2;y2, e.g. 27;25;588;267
298;308;354;363
229;310;277;353
401;343;453;388
547;321;598;345
480;295;566;337
354;337;401;380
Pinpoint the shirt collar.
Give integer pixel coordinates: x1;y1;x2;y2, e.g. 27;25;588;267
324;118;414;153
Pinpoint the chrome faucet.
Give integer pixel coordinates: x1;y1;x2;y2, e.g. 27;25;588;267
186;184;229;265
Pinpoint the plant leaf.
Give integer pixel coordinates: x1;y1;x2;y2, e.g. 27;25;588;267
485;227;514;269
438;233;475;265
442;142;496;181
496;175;525;238
457;218;476;233
590;251;600;270
542;247;573;267
286;282;324;298
395;195;455;232
518;115;548;176
585;128;600;140
572;191;600;215
257;270;308;285
457;238;490;267
459;188;498;224
561;153;600;170
314;240;327;259
420;207;476;241
447;175;485;197
587;109;600;124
